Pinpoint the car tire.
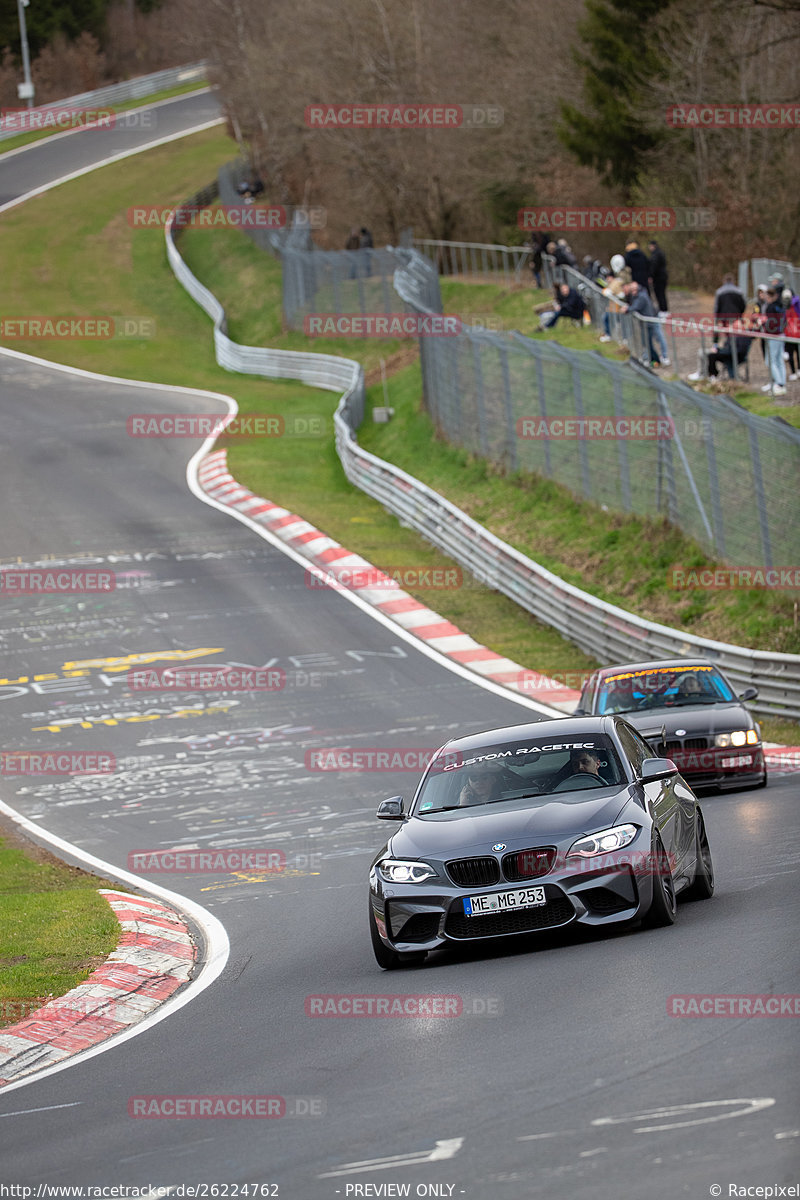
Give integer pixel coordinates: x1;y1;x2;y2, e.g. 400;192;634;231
682;809;715;902
641;834;677;928
369;904;427;970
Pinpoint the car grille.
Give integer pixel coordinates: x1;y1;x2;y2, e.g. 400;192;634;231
444;887;574;939
395;912;441;943
446;857;500;888
666;736;709;753
502;847;557;881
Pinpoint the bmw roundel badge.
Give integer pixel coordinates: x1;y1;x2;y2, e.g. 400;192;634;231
675;729;686;736
492;843;506;852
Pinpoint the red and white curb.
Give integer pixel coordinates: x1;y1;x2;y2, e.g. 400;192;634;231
0;891;195;1087
763;744;800;773
197;450;800;769
197;450;580;713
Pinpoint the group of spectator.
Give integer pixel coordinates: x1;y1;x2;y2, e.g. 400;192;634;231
687;272;800;396
530;231;798;394
537;237;672;366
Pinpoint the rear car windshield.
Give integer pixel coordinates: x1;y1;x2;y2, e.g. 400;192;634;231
597;664;734;714
415;734;624;813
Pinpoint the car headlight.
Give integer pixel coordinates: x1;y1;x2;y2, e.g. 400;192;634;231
715;730;758;748
567;824;639;859
377;859;438;884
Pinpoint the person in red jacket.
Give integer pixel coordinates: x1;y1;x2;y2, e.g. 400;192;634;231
782;288;800;381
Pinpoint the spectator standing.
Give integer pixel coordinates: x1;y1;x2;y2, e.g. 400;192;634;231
599;254;631;343
750;283;769;363
648;239;669;313
761;286;787;395
556;238;578;267
713;274;746;328
782;287;800;380
624;240;651;291
527;232;548;288
623;281;661;365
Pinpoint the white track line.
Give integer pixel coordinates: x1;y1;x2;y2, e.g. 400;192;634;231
0;796;230;1098
0;87;213;163
0;118;224;215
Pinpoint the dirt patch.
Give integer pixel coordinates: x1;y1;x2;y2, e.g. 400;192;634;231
364;344;419;386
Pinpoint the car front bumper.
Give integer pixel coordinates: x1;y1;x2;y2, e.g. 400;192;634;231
669;745;766;790
369;856;658;955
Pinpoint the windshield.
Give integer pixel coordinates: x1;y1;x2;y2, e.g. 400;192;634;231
597;664;734;714
415;734;625;814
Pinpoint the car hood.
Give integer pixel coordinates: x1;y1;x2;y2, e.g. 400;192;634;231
391;788;633;858
621;701;754;740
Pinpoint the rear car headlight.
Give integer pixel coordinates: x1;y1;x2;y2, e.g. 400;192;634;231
715;730;758;748
377;859;438;884
567;824;639;859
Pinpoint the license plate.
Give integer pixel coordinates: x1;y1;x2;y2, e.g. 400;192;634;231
463;886;546;916
721;754;752;768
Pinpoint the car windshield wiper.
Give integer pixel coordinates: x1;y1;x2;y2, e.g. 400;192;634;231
419;804;462;813
485;792;542;804
675;695;720;705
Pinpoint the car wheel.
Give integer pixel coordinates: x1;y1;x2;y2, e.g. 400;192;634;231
682;809;715;902
641;834;677;928
369;904;426;970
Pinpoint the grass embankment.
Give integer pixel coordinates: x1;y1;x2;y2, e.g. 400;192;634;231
0;824;120;1028
0;80;210;157
0;126;796;743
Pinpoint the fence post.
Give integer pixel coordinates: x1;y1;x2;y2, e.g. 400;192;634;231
611;370;632;512
747;420;773;568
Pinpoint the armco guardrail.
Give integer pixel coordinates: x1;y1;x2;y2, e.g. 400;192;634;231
0;61;208;143
165;189;800;720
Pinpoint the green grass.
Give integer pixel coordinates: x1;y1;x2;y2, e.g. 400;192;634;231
0;125;796;745
0;835;120;1025
0;80;209;157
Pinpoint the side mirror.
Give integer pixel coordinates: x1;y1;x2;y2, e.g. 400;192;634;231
573;707;587;716
376;796;405;820
639;757;678;783
739;686;758;703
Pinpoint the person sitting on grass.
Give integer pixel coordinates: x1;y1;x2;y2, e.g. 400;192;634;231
539;282;586;329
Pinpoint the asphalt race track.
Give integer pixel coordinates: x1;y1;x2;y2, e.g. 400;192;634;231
0;94;798;1199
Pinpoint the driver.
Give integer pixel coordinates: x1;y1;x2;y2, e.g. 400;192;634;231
458;761;504;806
570;748;603;777
458;759;532;806
677;674;703;698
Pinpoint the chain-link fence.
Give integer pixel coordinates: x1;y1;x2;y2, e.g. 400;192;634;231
394;255;800;568
739;258;800;298
213;160;800;567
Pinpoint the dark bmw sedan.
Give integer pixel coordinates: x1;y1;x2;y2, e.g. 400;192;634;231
368;716;713;968
573;658;766;790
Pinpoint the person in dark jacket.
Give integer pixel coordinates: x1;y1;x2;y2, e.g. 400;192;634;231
762;287;787;394
624;240;651;291
713;275;746;326
623;281;661;364
541;283;585;328
648;240;669;312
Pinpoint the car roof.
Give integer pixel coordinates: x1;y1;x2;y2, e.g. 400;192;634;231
439;716;614;754
594;658;719;681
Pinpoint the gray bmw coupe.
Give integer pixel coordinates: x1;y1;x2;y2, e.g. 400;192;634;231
369;716;714;968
